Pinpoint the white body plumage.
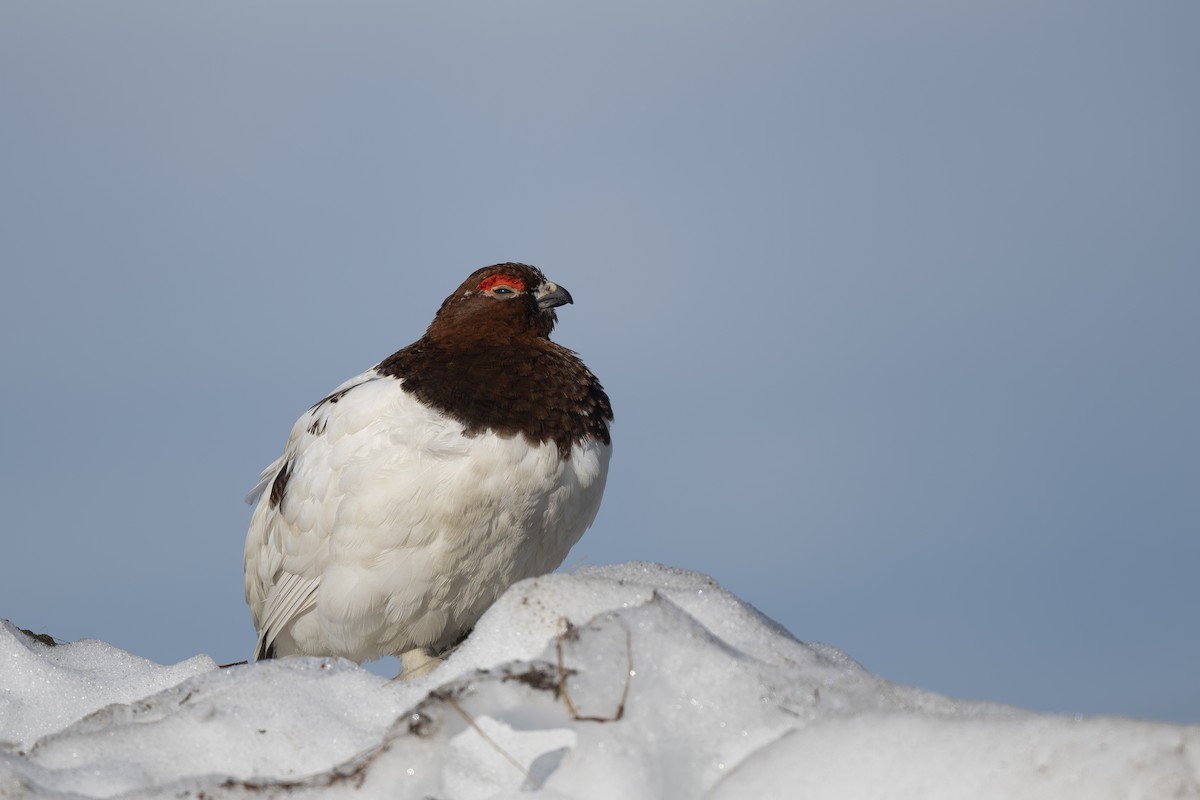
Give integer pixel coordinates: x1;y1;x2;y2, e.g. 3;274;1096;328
243;367;611;668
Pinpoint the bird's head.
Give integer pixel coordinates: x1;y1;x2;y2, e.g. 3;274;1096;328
427;263;574;342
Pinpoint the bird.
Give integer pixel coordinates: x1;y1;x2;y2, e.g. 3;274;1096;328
243;263;613;679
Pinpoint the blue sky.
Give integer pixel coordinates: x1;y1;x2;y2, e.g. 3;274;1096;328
2;2;1196;723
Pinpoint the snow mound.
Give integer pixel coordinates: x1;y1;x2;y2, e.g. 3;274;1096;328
2;562;1197;798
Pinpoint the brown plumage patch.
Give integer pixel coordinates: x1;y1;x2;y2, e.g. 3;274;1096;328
311;386;353;410
305;385;355;435
377;263;612;458
269;459;293;509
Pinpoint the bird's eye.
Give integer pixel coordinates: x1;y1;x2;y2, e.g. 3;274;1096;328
478;274;526;298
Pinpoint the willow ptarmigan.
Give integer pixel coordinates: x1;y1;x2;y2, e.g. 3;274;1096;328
243;263;612;678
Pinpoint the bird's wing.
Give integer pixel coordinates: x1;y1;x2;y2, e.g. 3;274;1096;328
245;367;475;659
254;572;320;660
245;369;389;657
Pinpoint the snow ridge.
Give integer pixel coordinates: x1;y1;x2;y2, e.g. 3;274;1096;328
2;563;1197;798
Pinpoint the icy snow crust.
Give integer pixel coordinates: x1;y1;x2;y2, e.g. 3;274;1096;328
2;562;1197;798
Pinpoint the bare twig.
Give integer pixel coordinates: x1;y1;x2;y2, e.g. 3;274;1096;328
555;617;632;723
436;690;542;789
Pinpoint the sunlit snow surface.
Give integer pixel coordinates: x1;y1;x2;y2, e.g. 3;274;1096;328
3;563;1197;798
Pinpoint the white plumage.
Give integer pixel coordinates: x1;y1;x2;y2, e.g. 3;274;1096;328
244;367;610;674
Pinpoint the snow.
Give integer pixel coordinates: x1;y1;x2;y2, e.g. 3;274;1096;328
2;562;1197;798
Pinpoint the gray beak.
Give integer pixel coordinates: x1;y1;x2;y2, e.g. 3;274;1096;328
535;281;574;310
